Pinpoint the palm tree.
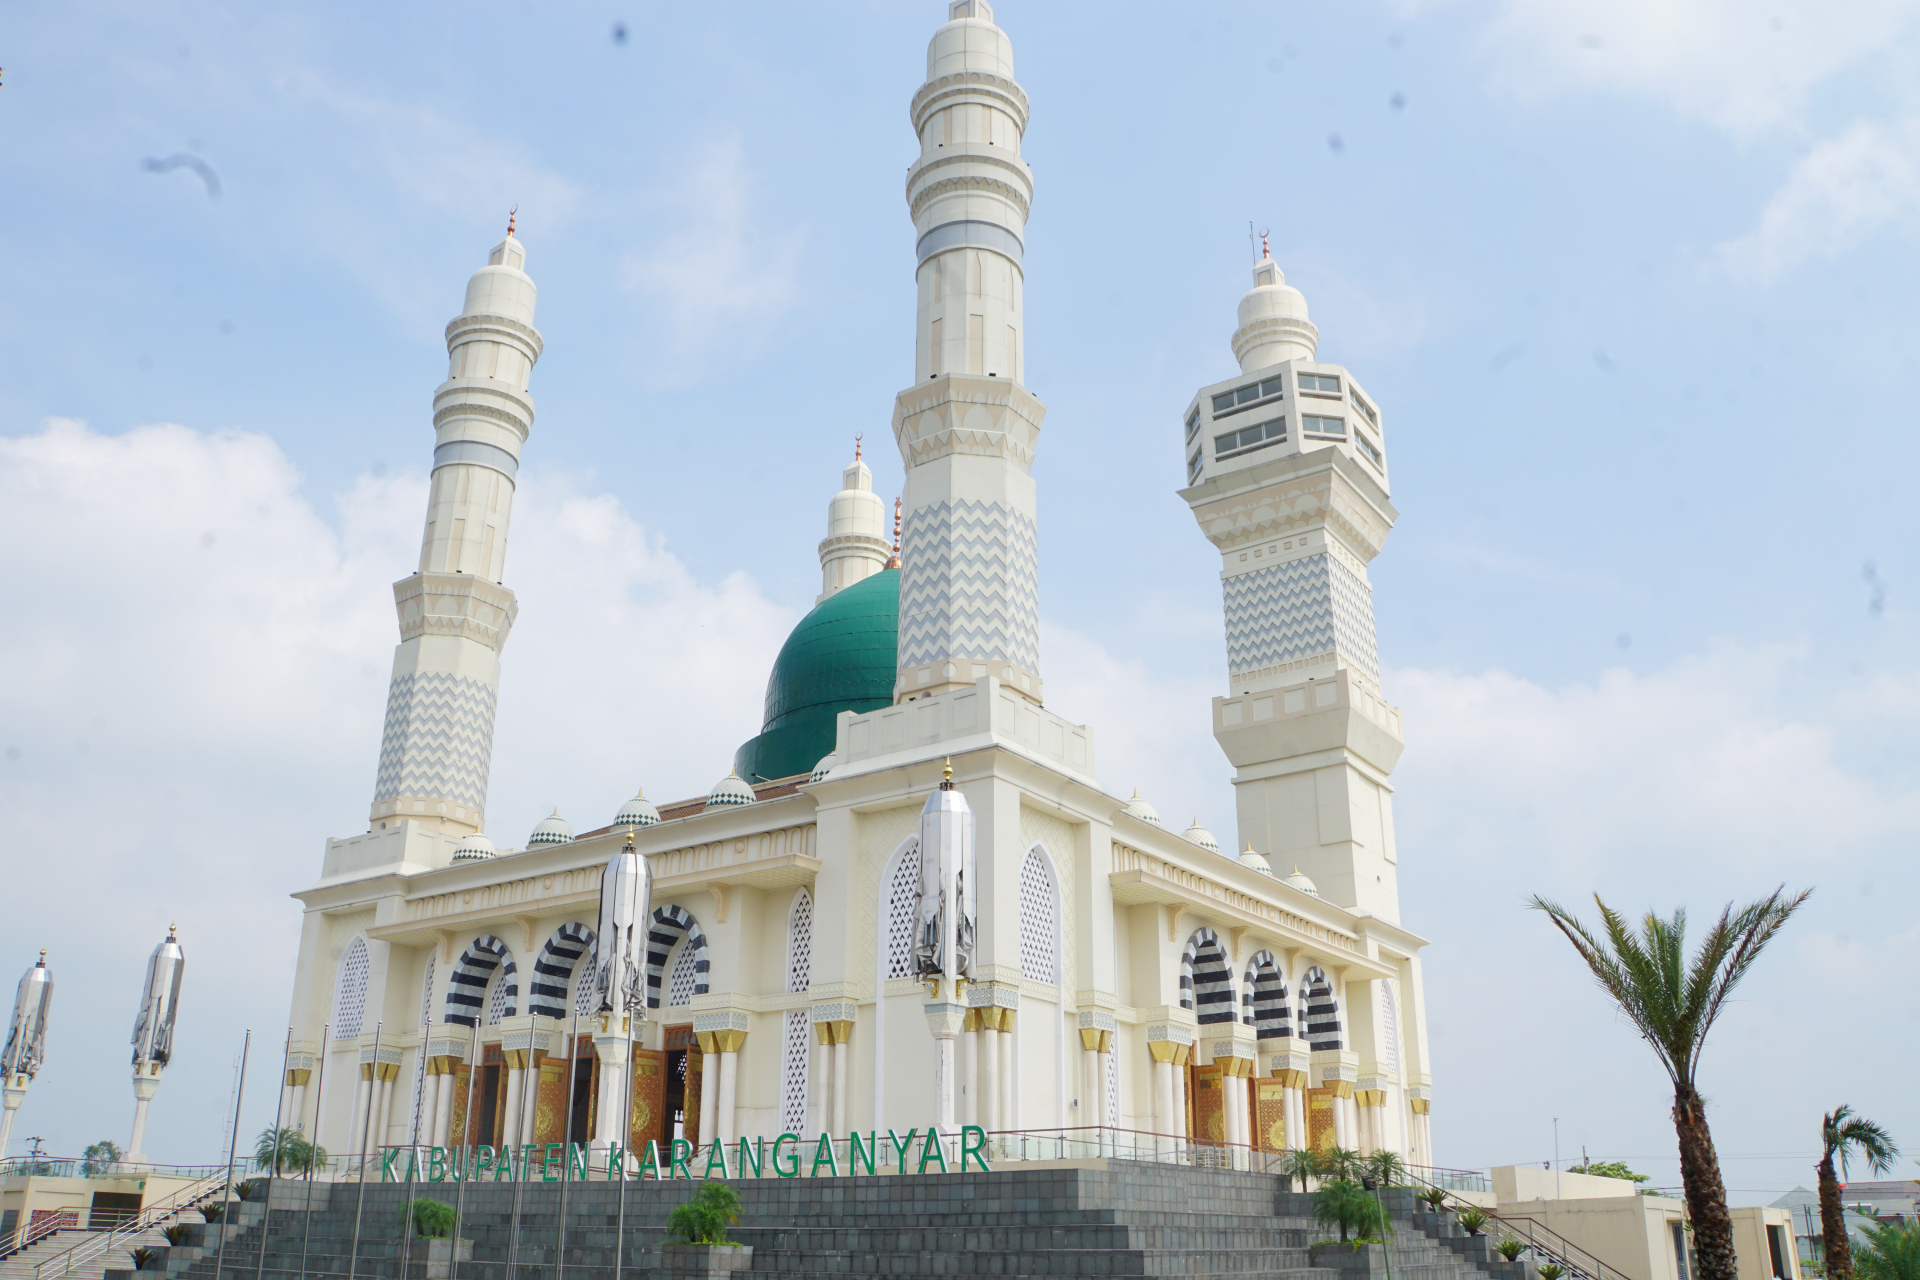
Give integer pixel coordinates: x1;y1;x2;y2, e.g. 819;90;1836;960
1280;1146;1324;1193
1817;1106;1900;1280
1364;1149;1408;1188
1529;887;1809;1280
1855;1220;1920;1280
253;1127;326;1176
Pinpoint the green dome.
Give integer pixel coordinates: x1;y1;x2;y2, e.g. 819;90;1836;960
733;569;898;783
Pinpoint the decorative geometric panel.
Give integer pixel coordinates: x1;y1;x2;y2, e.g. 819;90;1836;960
410;953;436;1139
666;943;700;1009
787;891;814;994
444;935;515;1028
572;966;597;1017
1105;1042;1119;1128
332;937;370;1039
884;840;922;980
1017;848;1057;982
1301;967;1342;1050
528;923;596;1019
898;499;1040;674
1179;928;1235;1025
1379;980;1400;1074
781;1010;810;1134
1242;951;1291;1040
645;906;709;1010
1221;552;1378;682
372;671;498;811
484;971;514;1026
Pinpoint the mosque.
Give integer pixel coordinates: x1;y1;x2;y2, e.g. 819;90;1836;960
281;0;1435;1174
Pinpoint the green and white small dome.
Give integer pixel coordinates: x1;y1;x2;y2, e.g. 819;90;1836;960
1183;818;1220;854
706;772;755;809
528;809;574;847
614;787;661;829
1237;845;1275;877
1282;865;1319;897
451;832;497;863
1122;789;1162;826
809;752;838;783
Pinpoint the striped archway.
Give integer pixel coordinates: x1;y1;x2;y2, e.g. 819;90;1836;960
1179;927;1236;1024
1241;951;1291;1039
444;935;516;1028
644;906;709;1009
527;923;597;1019
1300;966;1342;1050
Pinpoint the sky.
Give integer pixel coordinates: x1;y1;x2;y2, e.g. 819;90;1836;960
2;0;1918;1202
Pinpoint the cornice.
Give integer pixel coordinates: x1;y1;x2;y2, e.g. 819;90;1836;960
445;312;545;360
911;70;1030;130
907;162;1033;224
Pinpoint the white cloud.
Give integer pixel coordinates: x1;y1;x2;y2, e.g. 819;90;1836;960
1467;0;1920;139
620;131;805;382
1717;118;1920;280
0;419;791;1161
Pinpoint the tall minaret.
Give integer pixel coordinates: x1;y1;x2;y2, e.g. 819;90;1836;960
892;0;1047;705
1178;247;1405;920
369;220;543;836
817;441;891;603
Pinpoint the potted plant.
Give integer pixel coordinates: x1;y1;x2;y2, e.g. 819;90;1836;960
130;1248;162;1271
1540;1263;1567;1280
1419;1186;1449;1211
1497;1235;1526;1263
660;1182;749;1277
407;1199;467;1280
1458;1208;1488;1236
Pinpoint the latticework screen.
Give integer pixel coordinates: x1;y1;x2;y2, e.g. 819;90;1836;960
1017;848;1057;982
666;942;700;1008
332;937;370;1039
884;843;921;980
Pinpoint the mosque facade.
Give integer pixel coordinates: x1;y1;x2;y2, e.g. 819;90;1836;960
281;0;1435;1174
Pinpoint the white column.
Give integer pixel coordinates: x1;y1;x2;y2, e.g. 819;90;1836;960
831;1037;850;1136
808;1027;828;1135
378;1075;398;1151
1080;1045;1098;1128
418;1072;441;1144
1152;1059;1174;1136
500;1067;523;1154
0;1087;24;1161
961;1022;979;1128
1172;1055;1189;1142
345;1073;370;1157
717;1050;739;1151
998;1019;1017;1135
289;1082;309;1132
592;1033;629;1150
979;1027;1000;1138
697;1052;720;1150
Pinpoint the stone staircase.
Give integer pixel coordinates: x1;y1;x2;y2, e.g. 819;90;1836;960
13;1222;180;1280
145;1162;1542;1280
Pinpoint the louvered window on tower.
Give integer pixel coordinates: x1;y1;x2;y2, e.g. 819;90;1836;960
1302;415;1346;439
782;889;814;1134
1188;449;1204;484
1299;373;1342;395
1350;391;1378;426
1355;431;1384;469
1211;376;1286;417
1215;417;1287;460
333;937;370;1039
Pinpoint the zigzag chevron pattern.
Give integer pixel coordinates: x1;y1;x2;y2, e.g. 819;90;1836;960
1222;553;1380;681
898;499;1040;672
373;671;497;811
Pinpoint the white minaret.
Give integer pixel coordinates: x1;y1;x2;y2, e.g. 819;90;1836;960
892;0;1047;705
1178;246;1405;920
817;441;891;603
369;219;543;836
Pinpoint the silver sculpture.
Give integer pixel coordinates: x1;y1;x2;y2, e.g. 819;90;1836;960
594;834;652;1019
0;952;53;1158
128;926;185;1164
913;761;976;987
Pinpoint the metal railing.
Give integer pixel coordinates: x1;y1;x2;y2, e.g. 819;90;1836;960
1399;1166;1633;1280
0;1159;232;1182
32;1169;229;1280
2;1208;88;1259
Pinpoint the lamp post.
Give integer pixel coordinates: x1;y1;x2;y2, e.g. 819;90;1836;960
599;828;651;1280
128;927;185;1166
0;953;53;1160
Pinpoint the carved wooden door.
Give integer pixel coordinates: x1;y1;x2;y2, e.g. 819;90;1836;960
1305;1086;1337;1150
631;1049;666;1153
1254;1080;1289;1151
1189;1063;1226;1146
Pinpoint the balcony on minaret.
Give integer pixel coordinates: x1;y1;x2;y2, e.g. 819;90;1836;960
1180;362;1387;494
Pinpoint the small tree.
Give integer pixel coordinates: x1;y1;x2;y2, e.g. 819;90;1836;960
665;1181;743;1246
1818;1106;1900;1280
1567;1159;1649;1185
1856;1220;1920;1280
1280;1147;1324;1193
253;1128;326;1176
408;1200;457;1239
1315;1178;1390;1243
80;1140;123;1176
1365;1150;1408;1188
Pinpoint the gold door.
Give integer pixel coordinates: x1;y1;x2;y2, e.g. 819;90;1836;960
1305;1087;1337;1150
631;1049;666;1152
1255;1081;1289;1151
1190;1063;1226;1145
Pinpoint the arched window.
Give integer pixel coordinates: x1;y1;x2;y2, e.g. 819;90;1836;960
1242;952;1291;1040
485;968;515;1025
1017;847;1058;983
1379;980;1401;1074
444;935;515;1028
666;942;701;1008
645;907;709;1009
1301;967;1341;1051
332;937;370;1040
883;839;921;981
782;890;814;1134
1179;928;1236;1025
528;923;596;1020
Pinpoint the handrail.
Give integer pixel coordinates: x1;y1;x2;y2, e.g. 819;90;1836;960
2;1208;89;1258
1400;1166;1634;1280
33;1169;229;1280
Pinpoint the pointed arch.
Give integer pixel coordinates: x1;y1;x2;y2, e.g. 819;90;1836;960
1179;927;1236;1024
528;923;597;1019
1241;950;1291;1040
332;936;371;1039
444;935;516;1028
1300;966;1341;1050
645;906;709;1009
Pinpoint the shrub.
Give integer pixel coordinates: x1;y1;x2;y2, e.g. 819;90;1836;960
1540;1264;1568;1280
1497;1235;1526;1262
408;1200;457;1239
1457;1208;1487;1235
131;1248;160;1271
161;1226;191;1246
1419;1186;1449;1210
199;1204;225;1224
665;1182;743;1246
1857;1219;1920;1280
1280;1148;1324;1194
1365;1151;1409;1188
1314;1179;1390;1244
234;1179;267;1203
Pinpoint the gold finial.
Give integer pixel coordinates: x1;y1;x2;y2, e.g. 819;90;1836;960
1246;843;1256;854
634;785;645;799
854;434;862;461
1260;227;1271;259
940;757;954;790
507;205;517;238
885;497;903;569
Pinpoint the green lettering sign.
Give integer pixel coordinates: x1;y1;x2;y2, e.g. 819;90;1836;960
771;1133;801;1178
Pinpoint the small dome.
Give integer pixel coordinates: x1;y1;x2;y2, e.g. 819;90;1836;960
527;809;574;848
451;832;496;863
1122;789;1162;826
1183;819;1220;854
614;788;660;829
810;752;838;783
706;772;755;809
1237;844;1275;877
1282;865;1319;897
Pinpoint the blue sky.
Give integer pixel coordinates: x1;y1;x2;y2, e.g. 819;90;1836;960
2;0;1917;1198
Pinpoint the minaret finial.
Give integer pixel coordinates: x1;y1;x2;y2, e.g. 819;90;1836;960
885;498;902;569
1260;227;1270;259
941;757;954;789
507;205;517;238
855;434;863;461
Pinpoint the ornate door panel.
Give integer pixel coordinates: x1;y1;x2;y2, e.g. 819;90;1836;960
1189;1063;1226;1145
682;1048;702;1145
448;1063;473;1148
1254;1081;1288;1151
1305;1086;1337;1150
533;1055;568;1145
631;1049;666;1152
